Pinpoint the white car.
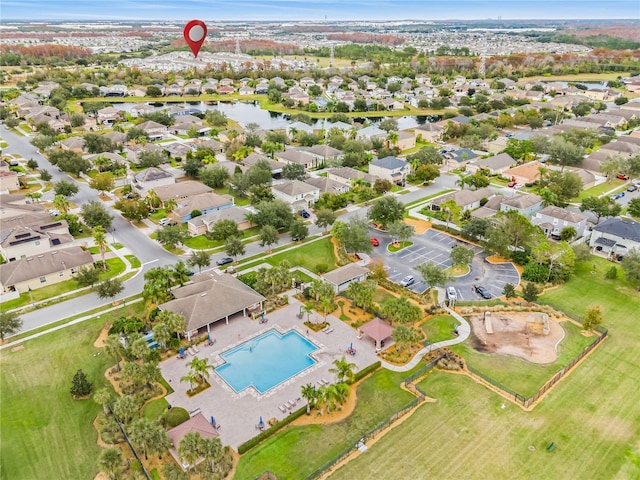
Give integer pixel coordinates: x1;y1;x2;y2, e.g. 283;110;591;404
399;275;415;287
447;286;457;300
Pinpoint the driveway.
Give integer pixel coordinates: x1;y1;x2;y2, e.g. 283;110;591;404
368;228;520;301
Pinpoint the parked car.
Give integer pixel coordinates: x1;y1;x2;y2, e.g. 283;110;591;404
627;185;638;192
447;286;457;301
474;285;492;299
399;275;415;287
216;257;234;266
370;237;380;246
508;181;517;188
617;174;629;180
611;192;625;200
299;209;311;218
159;218;171;226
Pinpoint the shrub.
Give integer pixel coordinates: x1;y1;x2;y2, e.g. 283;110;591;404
522;262;549;283
353;361;381;382
237;406;307;454
163;406;190;428
605;266;618;280
510;250;530;266
315;263;328;274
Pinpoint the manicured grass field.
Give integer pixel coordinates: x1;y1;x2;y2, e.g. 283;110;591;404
241;236;338;274
0;302;146;480
575;178;625;201
421;314;459;344
234;368;417;480
328;258;640;479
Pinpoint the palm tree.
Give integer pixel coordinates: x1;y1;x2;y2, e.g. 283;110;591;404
112;395;138;424
334;382;350;407
152;322;172;351
323;383;343;413
139;362;161;391
93;388;113;416
441;199;461;229
302;302;314;324
386;131;399;149
172;260;191;287
53;194;70;214
187;356;215;385
164;198;177;213
180;371;199;392
329;356;357;384
145;190;162;210
178;431;203;472
200;437;223;474
188;250;210;273
128;417;154;459
157;310;186;340
98;447;123;480
93;225;108;270
301;383;317;415
148;423;172;459
320;297;333;323
104;334;124;371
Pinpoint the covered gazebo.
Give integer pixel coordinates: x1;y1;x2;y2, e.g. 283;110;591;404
358;317;394;351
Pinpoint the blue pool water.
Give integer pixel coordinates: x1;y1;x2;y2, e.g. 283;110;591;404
215;330;318;394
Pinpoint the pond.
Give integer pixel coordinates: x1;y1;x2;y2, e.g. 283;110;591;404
113;100;434;131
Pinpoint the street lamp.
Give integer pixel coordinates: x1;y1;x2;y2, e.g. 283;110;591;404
28;286;34;307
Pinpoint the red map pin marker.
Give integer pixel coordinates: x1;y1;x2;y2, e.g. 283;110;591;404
183;20;207;58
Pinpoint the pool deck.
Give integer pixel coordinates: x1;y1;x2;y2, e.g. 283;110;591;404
160;299;379;449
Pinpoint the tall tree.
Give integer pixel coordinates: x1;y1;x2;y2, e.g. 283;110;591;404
188;250;210;273
380;296;422;326
95;279;124;303
387;221;414;245
450;245;474;268
259;225;279;252
200;437;223;474
315;208;337;233
178;431;203;470
93;225;108;271
224;236;245;261
583;305;603;332
93;388;113;416
104;334;124;371
289;217;309;242
53;194;70;214
392;324;421;353
97;447;124;480
156;225;188;250
0;310;23;341
329;356;357;383
172;260;191;287
367;196;405;229
621;248;640;289
331;217;373;254
416;262;451;290
301;383;318;415
580;196;622;224
82;200;113;230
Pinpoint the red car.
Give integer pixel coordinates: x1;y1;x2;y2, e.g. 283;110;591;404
508;181;517;188
370;237;380;246
617;174;629;180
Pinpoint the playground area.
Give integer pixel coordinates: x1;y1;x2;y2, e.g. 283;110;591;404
467;311;566;364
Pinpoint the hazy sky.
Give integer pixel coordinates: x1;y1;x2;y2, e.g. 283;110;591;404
2;0;639;21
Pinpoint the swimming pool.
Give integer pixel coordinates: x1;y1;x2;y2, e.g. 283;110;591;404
215;329;318;394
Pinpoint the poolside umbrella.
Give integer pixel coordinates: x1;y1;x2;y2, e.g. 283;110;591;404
350;342;353;350
259;416;263;425
179;347;184;356
210;416;215;425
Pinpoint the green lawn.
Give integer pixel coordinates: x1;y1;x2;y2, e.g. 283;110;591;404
575;179;624;201
421;315;460;344
241;237;337;274
235;368;417;480
328;257;640;480
182;227;260;250
0;302;146;480
125;254;141;269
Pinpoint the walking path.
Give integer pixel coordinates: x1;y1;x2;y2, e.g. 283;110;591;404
381;305;471;372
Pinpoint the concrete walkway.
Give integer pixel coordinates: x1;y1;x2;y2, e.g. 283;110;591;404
381;305;471;372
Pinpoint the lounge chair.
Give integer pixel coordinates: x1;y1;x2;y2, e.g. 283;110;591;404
289;399;297;407
324;328;334;334
187;347;196;356
278;404;287;413
192;345;199;353
322;325;331;333
321;378;329;386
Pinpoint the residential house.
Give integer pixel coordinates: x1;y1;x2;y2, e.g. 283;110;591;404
96;106;121;125
430;187;495;212
85;152;126;171
413;123;444;143
588;218;640;259
187;206;252;236
0;218;73;262
327;167;377;188
195;139;224;155
355;125;387;142
566;167;598;189
275;149;318;171
238;86;255;96
103;131;127;148
59;136;86;153
395;130;416;151
381;98;404;111
286;121;315;138
173;192;234;223
159;271;265;339
130;103;155;117
532;206;588;239
131;167;175;196
242;154;283;176
442;148;479;169
484;136;510;155
154;181;213;203
498;193;544;218
369;156;410;185
163;142;193;161
138;120;168;141
271;180;320;211
503;161;544;185
468;153;517;175
303;176;350;195
321;263;369;293
0;162;20;193
298;145;344;167
0;246;93;294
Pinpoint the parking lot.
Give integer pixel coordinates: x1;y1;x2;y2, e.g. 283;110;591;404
369;228;520;301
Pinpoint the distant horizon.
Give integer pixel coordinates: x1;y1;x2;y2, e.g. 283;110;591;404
1;1;639;22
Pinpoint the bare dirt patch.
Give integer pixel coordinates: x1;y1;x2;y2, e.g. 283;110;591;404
468;311;565;364
405;218;431;234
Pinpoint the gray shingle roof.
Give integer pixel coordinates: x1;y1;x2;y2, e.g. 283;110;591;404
370;156;408;170
593;218;640;242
